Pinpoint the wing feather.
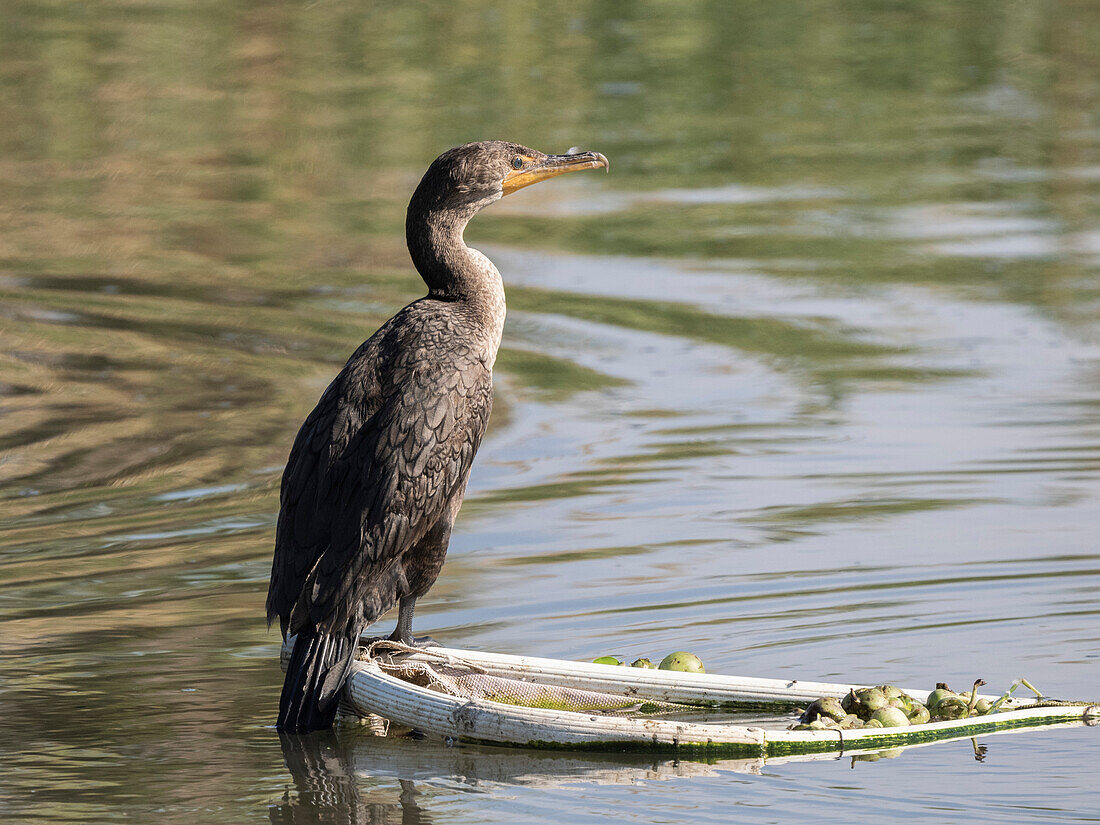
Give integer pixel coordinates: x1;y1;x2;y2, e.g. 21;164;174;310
267;303;493;638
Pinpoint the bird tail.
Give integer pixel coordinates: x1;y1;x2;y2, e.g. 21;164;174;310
277;629;356;733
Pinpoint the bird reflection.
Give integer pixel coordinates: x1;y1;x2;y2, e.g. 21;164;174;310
269;730;431;825
267;717;778;820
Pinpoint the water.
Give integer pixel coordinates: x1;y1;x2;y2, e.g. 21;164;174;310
2;2;1099;822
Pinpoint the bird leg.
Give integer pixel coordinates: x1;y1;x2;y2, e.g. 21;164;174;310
387;597;438;648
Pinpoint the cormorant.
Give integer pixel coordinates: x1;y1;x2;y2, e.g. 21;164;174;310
267;141;609;732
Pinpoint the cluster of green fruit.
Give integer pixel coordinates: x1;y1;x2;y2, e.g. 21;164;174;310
792;680;990;731
592;651;705;673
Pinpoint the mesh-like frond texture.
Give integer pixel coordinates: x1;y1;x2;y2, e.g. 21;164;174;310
379;658;691;716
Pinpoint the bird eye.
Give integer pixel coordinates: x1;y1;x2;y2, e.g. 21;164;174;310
511;156;524;170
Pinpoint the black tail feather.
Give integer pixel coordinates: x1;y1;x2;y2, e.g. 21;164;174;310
278;631;353;732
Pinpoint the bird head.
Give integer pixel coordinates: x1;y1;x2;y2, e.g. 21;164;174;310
411;141;609;216
406;141;608;297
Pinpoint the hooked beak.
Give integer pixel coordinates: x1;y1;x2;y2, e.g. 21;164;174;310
502;150;609;196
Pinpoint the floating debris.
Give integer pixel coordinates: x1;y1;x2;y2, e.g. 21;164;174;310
592;656;624;666
659;652;705;673
791;680;996;731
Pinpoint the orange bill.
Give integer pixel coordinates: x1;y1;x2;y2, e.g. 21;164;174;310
502;150;609;196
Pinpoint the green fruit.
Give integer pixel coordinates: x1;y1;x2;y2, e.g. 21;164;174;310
871;707;911;728
926;691;956;711
880;685;905;701
630;658;655;668
658;652;705;673
805;699;853;721
815;697;848;722
841;689;860;714
863;719;884;728
886;695;913;712
800;696;847;724
932;697;970;720
907;704;930;725
592;656;623;666
963;680;986;712
974;698;993;714
856;687;888;715
926;685;955;711
839;714;864;729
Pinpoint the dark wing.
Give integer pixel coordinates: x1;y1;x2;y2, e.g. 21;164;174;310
267;312;492;637
299;356;490;635
266;356;378;634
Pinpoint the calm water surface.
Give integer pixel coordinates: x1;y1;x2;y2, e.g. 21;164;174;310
2;2;1099;823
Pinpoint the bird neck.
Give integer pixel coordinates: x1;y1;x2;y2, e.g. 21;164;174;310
406;204;506;356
